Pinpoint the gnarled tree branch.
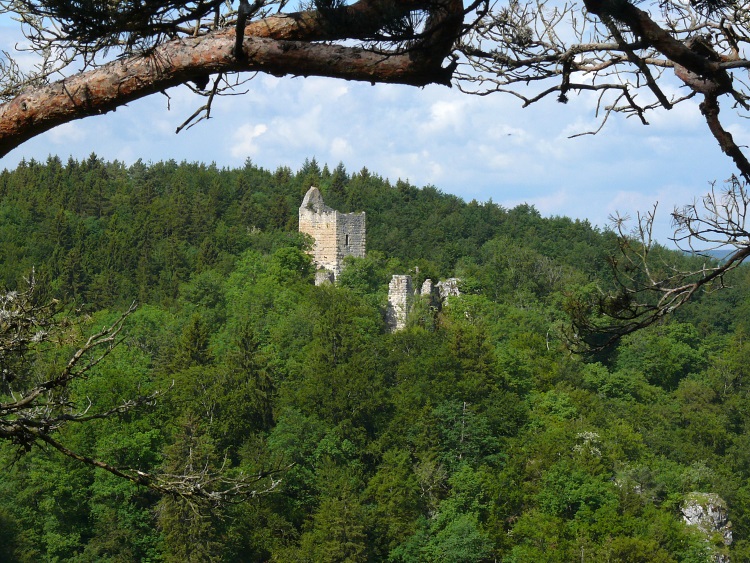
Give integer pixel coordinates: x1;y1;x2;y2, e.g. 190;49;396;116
0;0;464;156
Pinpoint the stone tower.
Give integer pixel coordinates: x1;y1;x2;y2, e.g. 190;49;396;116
386;275;413;332
298;187;366;280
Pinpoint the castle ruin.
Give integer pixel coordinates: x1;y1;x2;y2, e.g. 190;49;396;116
298;187;366;281
386;275;414;332
385;276;462;332
298;186;459;331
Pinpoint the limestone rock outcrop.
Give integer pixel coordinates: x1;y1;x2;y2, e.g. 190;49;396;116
682;492;732;563
437;278;461;303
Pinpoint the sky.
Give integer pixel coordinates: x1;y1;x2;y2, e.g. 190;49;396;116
2;20;748;247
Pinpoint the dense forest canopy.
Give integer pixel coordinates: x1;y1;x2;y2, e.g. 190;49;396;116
3;0;750;335
0;155;617;307
1;156;750;561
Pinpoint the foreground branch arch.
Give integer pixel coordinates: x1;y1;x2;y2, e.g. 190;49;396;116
0;0;466;157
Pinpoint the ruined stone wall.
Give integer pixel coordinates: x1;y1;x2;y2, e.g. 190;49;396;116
387;275;413;332
336;212;366;273
387;275;462;332
299;187;365;278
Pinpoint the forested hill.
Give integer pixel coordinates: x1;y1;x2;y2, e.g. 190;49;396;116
0;154;615;309
2;155;750;562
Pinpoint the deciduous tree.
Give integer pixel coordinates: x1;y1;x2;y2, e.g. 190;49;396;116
0;274;281;502
457;0;750;341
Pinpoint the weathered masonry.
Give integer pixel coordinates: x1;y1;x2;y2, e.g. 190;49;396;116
298;186;458;331
386;275;414;332
386;276;461;332
299;186;366;281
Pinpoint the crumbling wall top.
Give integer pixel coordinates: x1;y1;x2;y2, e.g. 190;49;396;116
301;186;333;214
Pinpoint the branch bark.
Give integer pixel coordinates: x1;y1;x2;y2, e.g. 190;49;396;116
700;94;750;184
0;0;463;157
583;0;726;81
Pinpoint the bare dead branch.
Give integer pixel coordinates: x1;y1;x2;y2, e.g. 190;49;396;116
569;180;750;350
457;0;750;145
0;275;283;503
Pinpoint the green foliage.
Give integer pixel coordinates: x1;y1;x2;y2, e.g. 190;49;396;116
537;461;616;519
365;448;423;552
616;322;707;389
296;471;369;563
1;156;749;562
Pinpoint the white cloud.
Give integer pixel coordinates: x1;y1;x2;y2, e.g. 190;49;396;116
268;105;326;151
260;75;282;90
607;190;662;215
301;78;349;100
114;144;138;163
502;189;570;216
47;122;86;145
330;137;353;160
646;97;703;132
484;151;515;170
727;122;750;149
230;123;268;158
427;160;444;182
421;99;467;134
485;123;529;143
